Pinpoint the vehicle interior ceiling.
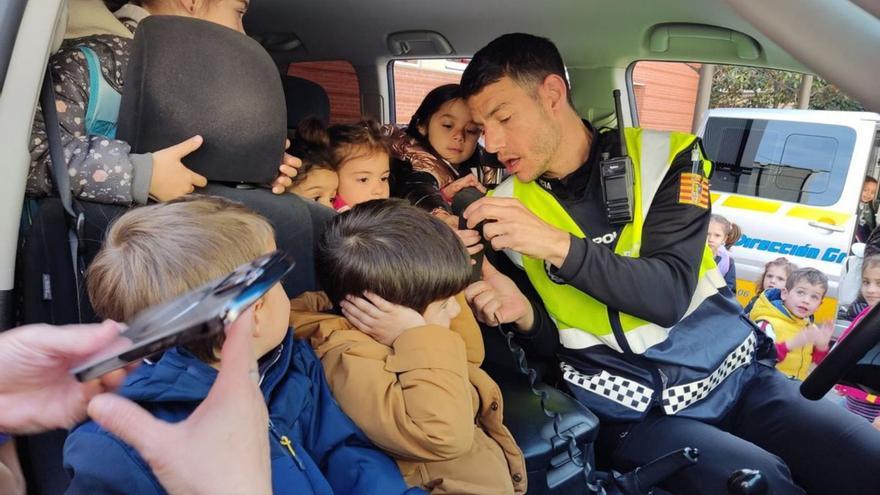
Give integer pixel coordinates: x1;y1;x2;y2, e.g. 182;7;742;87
243;0;849;128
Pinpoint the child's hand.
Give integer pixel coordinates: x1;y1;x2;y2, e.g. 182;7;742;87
340;292;425;346
271;139;302;194
787;326;817;350
813;321;835;351
442;174;486;200
432;209;460;229
150;135;209;201
454;227;484;257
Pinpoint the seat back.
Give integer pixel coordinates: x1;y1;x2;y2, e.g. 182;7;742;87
117;16;334;296
117;16;287;185
283;75;331;127
15;199;127;495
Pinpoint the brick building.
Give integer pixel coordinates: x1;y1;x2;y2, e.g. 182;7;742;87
288;59;701;132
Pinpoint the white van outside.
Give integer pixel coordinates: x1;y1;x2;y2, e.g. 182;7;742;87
698;108;880;321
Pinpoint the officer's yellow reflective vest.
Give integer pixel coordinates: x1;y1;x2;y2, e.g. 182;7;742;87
490;128;756;420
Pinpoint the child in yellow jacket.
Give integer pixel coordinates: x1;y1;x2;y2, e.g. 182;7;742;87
749;267;833;380
290;198;526;494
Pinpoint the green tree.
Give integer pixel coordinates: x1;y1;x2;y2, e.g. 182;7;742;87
809;78;865;111
709;66;863;110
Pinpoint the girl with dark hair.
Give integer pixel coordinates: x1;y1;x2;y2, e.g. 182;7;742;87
387;84;500;218
287;118;338;209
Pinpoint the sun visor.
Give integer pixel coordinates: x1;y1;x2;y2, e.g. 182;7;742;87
117;16;286;185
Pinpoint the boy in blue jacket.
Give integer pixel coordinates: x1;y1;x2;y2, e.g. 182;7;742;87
63;195;421;495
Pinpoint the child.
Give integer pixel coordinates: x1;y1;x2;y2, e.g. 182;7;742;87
743;257;797;314
749;267;833;380
833;255;880;428
387;84;494;213
64;196;418;494
287;118;338;209
855;177;877;243
707;214;741;294
290;199;527;494
329;120;391;210
27;1;294;206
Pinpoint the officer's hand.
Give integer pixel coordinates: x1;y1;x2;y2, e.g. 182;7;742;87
465;259;534;331
463;196;571;267
271;139;303;194
150;135;209;201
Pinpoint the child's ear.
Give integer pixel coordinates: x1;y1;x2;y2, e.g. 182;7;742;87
251;297;265;337
417;123;428;137
175;0;198;15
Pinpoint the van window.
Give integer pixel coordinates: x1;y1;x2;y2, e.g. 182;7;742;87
702;117;857;206
287;61;360;123
628;61;865;133
390;59;468;125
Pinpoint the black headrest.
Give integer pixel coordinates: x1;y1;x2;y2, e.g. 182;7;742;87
283;75;330;127
117;16;286;184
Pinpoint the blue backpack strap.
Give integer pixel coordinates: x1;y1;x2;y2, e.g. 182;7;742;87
80;46;121;139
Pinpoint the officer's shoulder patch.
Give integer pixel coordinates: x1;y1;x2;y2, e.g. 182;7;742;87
678;172;710;209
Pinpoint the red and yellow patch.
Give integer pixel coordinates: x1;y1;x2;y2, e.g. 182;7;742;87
678;172;710;209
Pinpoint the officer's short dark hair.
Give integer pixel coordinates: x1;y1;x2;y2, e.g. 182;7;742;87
316;198;471;314
785;267;829;295
461;33;569;99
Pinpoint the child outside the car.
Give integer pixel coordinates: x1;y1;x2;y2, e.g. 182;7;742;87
749;267;833;380
831;255;880;429
707;214;741;295
743;257;798;314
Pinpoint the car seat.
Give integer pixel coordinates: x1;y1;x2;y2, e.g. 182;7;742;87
117;15;333;298
283;74;331;127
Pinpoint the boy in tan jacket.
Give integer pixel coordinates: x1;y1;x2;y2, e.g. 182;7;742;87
290;198;526;494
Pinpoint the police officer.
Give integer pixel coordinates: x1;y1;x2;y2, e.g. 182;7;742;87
461;33;880;494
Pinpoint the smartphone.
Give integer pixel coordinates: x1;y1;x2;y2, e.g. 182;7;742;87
71;250;295;382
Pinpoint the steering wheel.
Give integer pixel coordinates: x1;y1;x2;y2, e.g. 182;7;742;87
801;303;880;400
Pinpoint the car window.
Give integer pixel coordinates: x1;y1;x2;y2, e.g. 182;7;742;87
702;117;857;206
630;61;702;132
390;59;468;125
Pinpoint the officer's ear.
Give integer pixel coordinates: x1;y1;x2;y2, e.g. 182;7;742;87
538;74;569;115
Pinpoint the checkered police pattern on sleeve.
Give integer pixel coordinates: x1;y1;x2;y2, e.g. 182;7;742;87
661;332;757;415
561;363;654;412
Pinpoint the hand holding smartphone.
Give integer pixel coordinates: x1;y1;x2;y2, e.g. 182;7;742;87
71;250;295;381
